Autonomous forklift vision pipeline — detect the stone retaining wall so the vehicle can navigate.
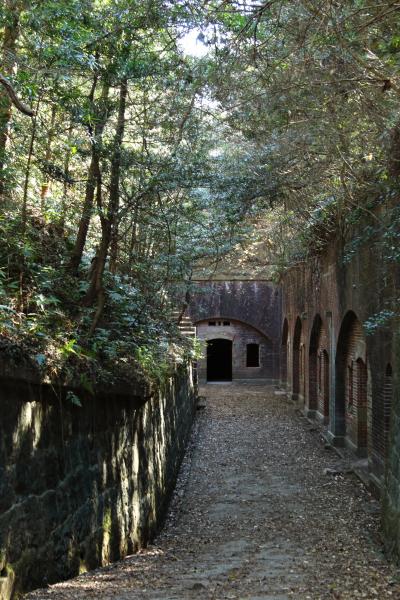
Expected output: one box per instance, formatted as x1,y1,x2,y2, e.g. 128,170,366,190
0,364,196,598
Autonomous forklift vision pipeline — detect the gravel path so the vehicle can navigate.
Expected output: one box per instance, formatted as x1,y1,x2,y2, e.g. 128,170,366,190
26,383,400,600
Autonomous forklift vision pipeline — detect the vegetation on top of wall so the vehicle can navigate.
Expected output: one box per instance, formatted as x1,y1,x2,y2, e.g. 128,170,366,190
203,1,400,273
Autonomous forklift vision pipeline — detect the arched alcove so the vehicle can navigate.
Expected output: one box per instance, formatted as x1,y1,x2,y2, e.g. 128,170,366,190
293,317,302,400
281,319,288,385
373,362,393,463
309,314,322,412
335,311,367,452
321,349,330,417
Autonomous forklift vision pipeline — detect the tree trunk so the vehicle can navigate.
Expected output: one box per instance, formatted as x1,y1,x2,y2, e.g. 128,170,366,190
109,217,119,274
40,104,57,212
68,79,110,275
21,97,40,233
83,78,127,318
0,0,22,200
59,121,73,231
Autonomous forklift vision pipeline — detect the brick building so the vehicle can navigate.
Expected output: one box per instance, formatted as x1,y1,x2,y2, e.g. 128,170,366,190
188,210,400,559
280,240,393,488
188,280,281,383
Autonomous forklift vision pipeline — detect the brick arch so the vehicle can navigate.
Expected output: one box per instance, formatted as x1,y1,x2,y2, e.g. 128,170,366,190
195,317,276,381
292,317,302,400
335,310,367,451
194,316,272,342
281,318,288,385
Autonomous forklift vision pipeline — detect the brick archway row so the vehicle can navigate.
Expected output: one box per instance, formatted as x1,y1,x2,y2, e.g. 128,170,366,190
280,311,392,482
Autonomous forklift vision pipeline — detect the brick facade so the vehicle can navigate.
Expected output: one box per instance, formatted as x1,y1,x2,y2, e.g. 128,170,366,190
189,280,281,382
281,235,394,484
196,319,276,382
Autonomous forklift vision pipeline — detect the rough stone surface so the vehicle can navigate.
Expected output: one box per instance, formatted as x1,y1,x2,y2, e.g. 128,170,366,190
25,384,400,600
0,365,196,598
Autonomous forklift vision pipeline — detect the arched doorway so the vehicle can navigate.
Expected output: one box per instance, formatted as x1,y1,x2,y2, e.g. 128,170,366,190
293,317,302,400
281,319,288,385
309,315,322,412
309,315,330,418
207,339,232,381
335,311,367,452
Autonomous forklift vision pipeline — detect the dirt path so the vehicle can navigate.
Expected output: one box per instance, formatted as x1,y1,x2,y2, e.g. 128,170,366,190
27,384,400,600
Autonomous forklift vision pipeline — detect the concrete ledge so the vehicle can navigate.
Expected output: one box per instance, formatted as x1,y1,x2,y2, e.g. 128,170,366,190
324,430,346,447
315,411,329,425
303,408,317,419
345,437,368,459
368,472,383,499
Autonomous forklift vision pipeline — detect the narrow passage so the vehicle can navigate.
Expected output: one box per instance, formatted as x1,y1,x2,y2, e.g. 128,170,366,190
27,384,400,600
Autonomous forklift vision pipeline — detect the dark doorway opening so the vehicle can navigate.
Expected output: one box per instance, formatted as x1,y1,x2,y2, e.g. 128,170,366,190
207,339,232,381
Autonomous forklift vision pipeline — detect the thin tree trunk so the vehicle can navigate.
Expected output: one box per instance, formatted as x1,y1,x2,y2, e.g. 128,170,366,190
83,78,127,321
40,104,57,212
128,202,140,276
0,0,22,200
109,217,119,274
21,96,40,233
19,93,39,311
59,121,73,231
69,79,109,275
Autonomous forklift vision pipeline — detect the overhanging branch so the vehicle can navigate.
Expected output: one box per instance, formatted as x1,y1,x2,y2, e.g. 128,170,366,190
0,73,34,117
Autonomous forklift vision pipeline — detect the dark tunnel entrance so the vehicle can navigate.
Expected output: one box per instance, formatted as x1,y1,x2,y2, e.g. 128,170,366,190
207,339,233,382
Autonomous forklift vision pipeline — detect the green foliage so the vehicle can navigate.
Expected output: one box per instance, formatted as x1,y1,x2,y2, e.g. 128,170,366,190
66,390,82,407
1,0,400,385
364,310,397,335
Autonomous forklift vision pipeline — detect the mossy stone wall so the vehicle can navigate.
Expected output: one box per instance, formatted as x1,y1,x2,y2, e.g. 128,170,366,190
0,364,196,598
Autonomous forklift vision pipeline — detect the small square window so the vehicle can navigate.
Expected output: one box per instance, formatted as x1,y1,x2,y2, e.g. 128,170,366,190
223,321,231,326
208,321,216,326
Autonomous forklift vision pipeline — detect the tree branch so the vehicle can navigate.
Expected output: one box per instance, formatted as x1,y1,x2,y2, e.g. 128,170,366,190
0,73,34,116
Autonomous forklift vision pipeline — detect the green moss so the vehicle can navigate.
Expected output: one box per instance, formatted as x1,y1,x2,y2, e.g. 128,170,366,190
102,507,112,534
79,559,87,575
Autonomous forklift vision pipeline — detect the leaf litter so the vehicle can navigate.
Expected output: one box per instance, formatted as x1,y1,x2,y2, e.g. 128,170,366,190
26,383,400,600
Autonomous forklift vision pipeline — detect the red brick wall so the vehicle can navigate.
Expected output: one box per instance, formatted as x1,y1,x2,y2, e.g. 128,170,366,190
281,241,393,481
336,313,368,452
196,319,277,382
373,364,393,466
308,315,330,415
384,366,393,456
